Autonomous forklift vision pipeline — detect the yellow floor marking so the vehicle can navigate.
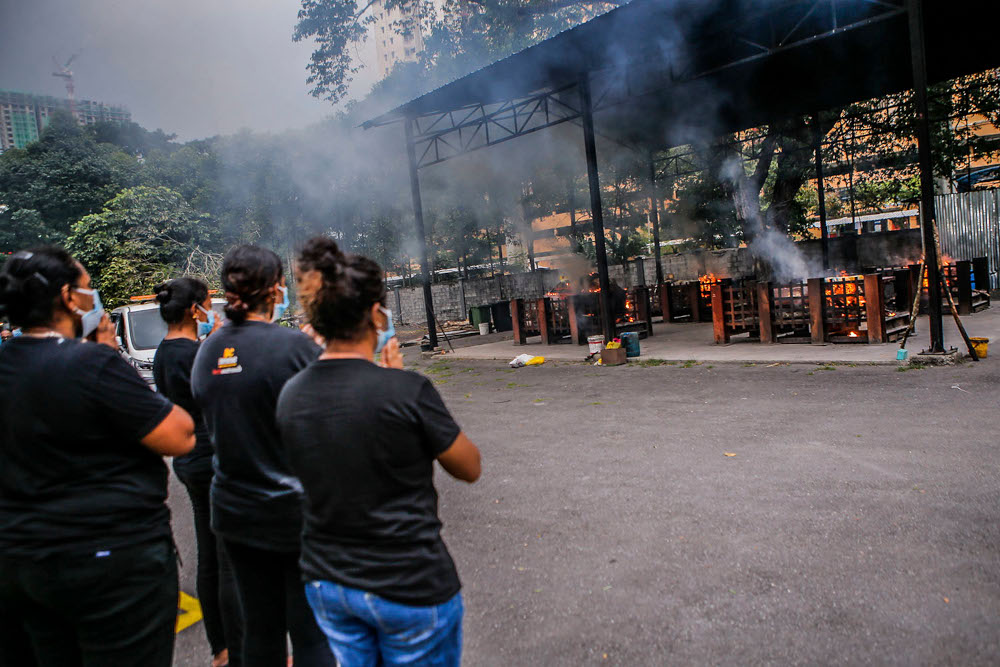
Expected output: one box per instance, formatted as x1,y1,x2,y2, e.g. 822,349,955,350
176,591,203,634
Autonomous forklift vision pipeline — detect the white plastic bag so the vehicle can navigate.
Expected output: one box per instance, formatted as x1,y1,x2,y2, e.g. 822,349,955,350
508,353,535,368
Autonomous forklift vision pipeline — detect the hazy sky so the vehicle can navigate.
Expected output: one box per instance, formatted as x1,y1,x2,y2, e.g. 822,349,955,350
0,0,379,140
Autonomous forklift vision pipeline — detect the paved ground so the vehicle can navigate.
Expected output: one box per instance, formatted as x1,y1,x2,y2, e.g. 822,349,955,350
172,348,1000,665
444,308,999,365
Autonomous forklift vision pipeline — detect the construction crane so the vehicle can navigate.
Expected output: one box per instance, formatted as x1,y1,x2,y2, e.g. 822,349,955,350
52,54,78,120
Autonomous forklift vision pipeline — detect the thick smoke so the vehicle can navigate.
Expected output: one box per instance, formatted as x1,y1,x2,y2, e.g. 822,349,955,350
720,157,819,282
142,0,823,287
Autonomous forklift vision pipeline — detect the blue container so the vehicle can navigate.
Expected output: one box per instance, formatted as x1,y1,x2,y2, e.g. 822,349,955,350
621,332,641,358
896,348,909,361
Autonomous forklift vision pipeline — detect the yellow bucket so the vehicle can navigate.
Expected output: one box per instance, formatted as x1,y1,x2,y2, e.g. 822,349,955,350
970,337,989,358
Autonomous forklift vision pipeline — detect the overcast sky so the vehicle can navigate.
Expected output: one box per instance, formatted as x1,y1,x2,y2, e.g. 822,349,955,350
0,0,378,140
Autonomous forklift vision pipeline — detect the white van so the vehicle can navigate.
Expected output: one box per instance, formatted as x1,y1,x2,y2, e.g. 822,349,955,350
109,298,227,384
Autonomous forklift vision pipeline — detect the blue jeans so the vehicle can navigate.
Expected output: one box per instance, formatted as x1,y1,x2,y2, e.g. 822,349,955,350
305,580,463,667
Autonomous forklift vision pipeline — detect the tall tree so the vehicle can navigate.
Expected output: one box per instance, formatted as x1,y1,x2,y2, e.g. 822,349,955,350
66,186,216,307
0,111,141,248
294,0,621,105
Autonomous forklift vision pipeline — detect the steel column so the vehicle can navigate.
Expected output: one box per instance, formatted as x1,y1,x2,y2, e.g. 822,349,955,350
907,0,944,352
813,114,830,271
580,77,615,344
647,158,665,286
404,119,439,349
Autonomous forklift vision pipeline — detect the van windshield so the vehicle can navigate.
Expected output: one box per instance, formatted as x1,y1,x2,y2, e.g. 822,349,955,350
127,309,168,351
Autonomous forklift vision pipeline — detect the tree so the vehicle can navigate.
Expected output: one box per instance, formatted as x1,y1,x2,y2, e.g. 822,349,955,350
294,0,621,105
66,186,216,307
90,121,179,158
0,209,57,252
660,69,1000,255
0,111,141,247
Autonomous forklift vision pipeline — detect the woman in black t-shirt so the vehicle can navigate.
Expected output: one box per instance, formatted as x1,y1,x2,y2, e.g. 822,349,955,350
0,246,195,667
190,245,333,667
153,277,242,667
277,238,481,667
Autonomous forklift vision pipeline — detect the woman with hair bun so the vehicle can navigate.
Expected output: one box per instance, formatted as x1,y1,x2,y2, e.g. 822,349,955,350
153,277,240,667
191,245,333,667
277,237,481,667
0,246,195,666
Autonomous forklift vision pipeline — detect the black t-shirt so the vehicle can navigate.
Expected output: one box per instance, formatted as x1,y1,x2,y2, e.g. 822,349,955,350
0,337,174,558
153,337,212,479
277,359,463,606
191,321,320,552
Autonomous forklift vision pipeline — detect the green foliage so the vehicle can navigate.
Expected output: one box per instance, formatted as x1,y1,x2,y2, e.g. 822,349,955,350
295,0,620,104
668,175,743,248
89,121,179,158
95,256,172,309
0,111,141,246
853,176,921,212
0,209,57,251
66,186,214,307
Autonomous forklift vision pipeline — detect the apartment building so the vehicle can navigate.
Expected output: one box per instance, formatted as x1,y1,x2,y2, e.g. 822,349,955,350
0,90,131,153
373,0,424,79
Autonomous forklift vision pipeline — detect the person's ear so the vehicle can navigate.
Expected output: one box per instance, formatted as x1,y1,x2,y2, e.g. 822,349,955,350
60,284,76,313
371,302,383,329
190,303,200,322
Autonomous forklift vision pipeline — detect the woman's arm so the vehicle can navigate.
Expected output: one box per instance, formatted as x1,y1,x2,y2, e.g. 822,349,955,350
437,432,481,483
141,405,196,457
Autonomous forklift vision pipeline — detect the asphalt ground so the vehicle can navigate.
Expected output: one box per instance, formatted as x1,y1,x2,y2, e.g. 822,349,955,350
171,354,1000,665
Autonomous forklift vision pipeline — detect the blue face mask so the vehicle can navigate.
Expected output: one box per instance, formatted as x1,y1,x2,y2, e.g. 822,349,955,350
11,329,21,337
196,305,216,338
375,307,395,354
73,288,104,338
272,286,289,323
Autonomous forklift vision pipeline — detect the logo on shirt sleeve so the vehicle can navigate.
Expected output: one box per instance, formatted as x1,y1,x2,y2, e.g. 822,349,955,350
212,347,242,375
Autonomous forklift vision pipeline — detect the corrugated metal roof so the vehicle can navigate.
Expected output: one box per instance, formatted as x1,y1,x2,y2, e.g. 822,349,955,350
365,0,1000,150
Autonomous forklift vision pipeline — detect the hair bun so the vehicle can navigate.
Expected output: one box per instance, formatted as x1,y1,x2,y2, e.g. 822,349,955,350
153,282,171,304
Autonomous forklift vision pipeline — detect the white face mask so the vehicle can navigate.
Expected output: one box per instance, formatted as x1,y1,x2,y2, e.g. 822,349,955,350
272,286,289,323
73,288,104,338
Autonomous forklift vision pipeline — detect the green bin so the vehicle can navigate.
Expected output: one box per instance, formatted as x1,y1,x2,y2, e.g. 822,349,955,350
469,305,492,327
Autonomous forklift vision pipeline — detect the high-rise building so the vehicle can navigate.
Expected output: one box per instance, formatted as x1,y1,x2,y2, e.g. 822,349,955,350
0,90,132,153
373,0,424,79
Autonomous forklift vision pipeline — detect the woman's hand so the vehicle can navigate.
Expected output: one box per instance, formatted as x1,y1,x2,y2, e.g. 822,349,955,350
379,338,403,369
93,313,118,350
301,323,325,347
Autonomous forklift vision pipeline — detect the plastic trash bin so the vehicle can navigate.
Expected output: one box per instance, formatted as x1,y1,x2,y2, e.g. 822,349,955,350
491,302,513,332
468,305,492,328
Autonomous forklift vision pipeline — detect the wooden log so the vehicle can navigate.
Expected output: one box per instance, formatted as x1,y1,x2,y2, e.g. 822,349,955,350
711,284,727,344
536,298,552,344
908,263,925,315
568,296,582,345
634,286,653,336
659,282,673,322
956,260,973,315
756,282,775,343
688,282,702,323
510,299,526,345
863,274,885,343
807,278,825,344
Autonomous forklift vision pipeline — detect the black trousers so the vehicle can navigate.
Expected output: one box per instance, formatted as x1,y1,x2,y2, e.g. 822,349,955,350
177,465,244,665
0,538,178,667
222,539,335,667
